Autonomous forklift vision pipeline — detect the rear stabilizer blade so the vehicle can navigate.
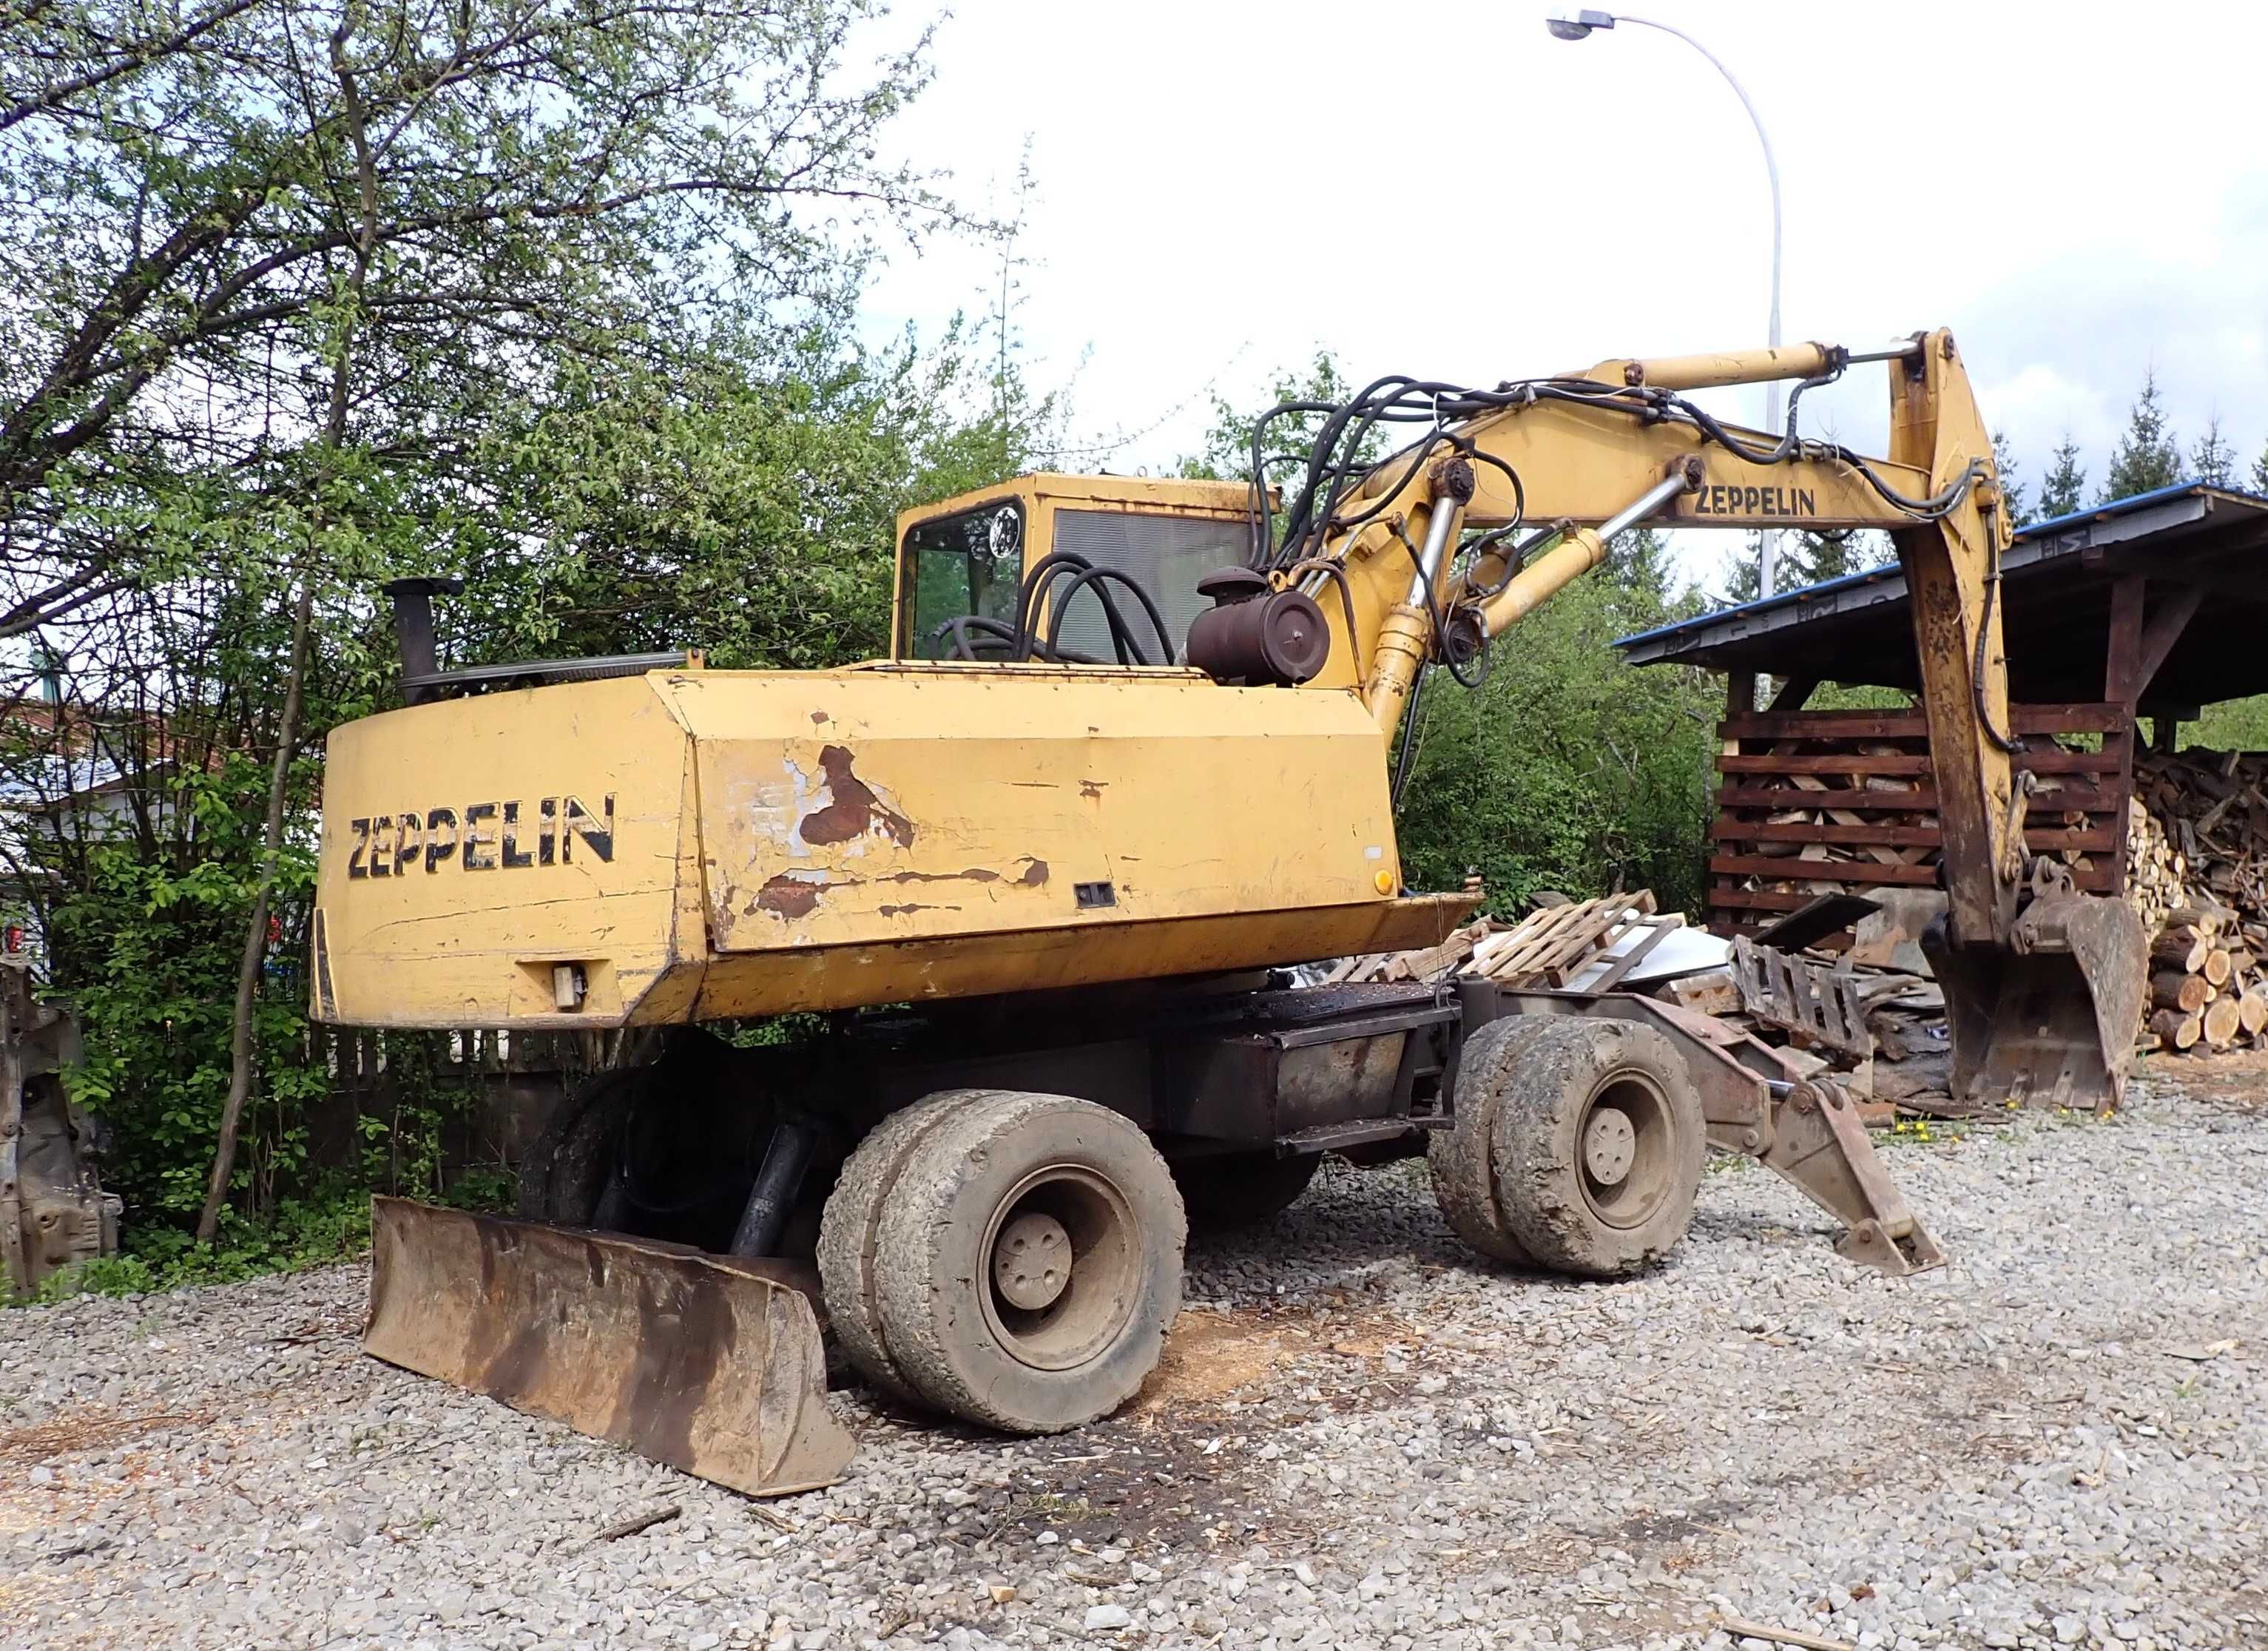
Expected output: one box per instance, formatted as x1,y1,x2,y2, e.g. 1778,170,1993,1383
364,1198,854,1497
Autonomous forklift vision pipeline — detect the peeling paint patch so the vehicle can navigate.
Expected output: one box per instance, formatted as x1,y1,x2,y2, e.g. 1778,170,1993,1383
878,902,960,916
880,867,1001,885
797,746,915,848
755,872,827,919
1079,779,1107,800
810,709,830,725
1017,858,1050,887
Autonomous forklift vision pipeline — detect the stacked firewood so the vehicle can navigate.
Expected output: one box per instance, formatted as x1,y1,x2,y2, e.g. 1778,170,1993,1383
2123,798,2187,935
2136,749,2268,913
2128,750,2268,1055
2145,907,2268,1053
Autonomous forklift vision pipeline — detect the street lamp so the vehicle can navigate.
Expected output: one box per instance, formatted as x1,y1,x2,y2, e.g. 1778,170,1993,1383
1547,9,1785,601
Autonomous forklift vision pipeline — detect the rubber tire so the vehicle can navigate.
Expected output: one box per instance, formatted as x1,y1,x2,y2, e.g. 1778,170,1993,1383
515,1067,644,1225
815,1090,994,1408
1172,1150,1320,1232
1427,1016,1588,1264
871,1090,1185,1434
1489,1017,1706,1278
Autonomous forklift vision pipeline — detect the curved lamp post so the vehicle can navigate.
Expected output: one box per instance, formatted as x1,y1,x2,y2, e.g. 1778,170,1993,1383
1548,10,1785,600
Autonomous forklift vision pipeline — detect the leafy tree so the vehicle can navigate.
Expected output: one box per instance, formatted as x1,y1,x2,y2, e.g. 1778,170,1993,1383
1177,352,1385,487
458,328,1043,672
0,0,1002,1238
2100,372,2181,502
1606,527,1672,598
2253,436,2268,498
1395,573,1718,914
2038,436,2088,520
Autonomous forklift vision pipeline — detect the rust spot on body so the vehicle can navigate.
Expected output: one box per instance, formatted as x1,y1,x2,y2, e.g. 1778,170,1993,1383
798,746,914,848
1079,779,1107,800
756,874,826,919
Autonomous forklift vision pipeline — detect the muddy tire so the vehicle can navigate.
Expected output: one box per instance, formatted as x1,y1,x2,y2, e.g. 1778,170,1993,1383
871,1090,1185,1434
1428,1016,1586,1264
1172,1150,1320,1232
515,1067,644,1226
1489,1017,1705,1278
814,1090,992,1408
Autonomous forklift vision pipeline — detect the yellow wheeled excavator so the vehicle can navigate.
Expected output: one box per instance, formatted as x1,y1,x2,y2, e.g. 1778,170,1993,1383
318,328,2147,1496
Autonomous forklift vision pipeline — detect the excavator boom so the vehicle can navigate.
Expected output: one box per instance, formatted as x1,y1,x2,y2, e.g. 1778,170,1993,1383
1251,330,2144,1112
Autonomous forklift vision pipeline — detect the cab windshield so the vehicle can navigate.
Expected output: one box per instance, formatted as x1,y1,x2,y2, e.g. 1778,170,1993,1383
898,501,1024,659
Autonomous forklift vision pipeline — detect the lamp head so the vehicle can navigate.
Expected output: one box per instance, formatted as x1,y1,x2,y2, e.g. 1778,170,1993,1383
1546,10,1616,40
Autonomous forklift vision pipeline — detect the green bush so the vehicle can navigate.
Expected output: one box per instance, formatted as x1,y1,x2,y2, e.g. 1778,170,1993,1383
1394,567,1721,915
35,1192,373,1302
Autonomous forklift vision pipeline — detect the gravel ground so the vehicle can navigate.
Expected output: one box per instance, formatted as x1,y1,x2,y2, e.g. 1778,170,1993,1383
7,1062,2268,1651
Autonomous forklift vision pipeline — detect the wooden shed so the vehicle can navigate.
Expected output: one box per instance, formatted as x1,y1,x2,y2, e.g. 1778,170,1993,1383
1613,484,2268,935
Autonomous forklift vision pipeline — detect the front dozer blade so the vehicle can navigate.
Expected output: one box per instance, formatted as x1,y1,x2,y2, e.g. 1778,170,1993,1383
1925,888,2150,1115
364,1198,855,1497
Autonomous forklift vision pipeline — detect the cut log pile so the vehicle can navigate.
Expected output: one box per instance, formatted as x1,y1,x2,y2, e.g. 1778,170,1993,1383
2128,749,2268,1055
2122,752,2268,1052
2141,908,2267,1053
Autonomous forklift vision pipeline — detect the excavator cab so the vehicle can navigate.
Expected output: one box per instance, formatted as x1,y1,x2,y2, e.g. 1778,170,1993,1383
891,475,1256,665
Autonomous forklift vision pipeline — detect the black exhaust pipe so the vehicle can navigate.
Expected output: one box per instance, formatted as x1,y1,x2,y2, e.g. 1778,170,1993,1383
380,577,464,706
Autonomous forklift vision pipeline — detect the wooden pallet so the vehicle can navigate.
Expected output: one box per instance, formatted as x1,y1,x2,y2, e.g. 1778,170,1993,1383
1467,892,1676,989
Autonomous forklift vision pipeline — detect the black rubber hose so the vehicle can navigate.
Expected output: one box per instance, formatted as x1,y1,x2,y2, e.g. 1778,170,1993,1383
1391,661,1431,806
1009,552,1099,659
1044,566,1174,666
1974,537,2022,754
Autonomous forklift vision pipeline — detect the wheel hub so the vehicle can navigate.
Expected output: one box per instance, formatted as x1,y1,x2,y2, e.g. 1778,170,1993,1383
991,1210,1072,1310
1582,1106,1637,1186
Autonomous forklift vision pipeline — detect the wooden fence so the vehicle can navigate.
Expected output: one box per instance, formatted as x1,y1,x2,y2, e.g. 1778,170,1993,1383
1707,701,2134,935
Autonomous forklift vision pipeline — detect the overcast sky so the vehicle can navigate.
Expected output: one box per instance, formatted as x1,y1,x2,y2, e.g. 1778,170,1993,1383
860,0,2268,591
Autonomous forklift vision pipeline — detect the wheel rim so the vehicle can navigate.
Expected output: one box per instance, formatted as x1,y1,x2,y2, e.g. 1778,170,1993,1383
1579,1070,1677,1230
978,1164,1141,1371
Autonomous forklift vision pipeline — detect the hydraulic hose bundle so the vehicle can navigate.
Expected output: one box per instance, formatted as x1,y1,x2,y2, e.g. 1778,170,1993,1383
933,550,1175,666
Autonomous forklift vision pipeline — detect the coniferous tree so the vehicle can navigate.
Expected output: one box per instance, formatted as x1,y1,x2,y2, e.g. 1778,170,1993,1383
1991,430,2031,527
2191,416,2236,487
2250,436,2268,497
2100,373,2181,502
2038,436,2088,519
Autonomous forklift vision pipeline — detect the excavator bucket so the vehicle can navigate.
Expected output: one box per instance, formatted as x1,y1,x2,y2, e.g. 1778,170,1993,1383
363,1198,855,1496
1925,886,2151,1116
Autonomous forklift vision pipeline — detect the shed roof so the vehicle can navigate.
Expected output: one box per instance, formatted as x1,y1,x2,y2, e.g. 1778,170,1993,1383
1614,484,2268,712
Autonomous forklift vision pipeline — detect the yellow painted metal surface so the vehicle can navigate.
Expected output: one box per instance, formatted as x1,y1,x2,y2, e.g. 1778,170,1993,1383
313,675,699,1028
312,664,1442,1030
